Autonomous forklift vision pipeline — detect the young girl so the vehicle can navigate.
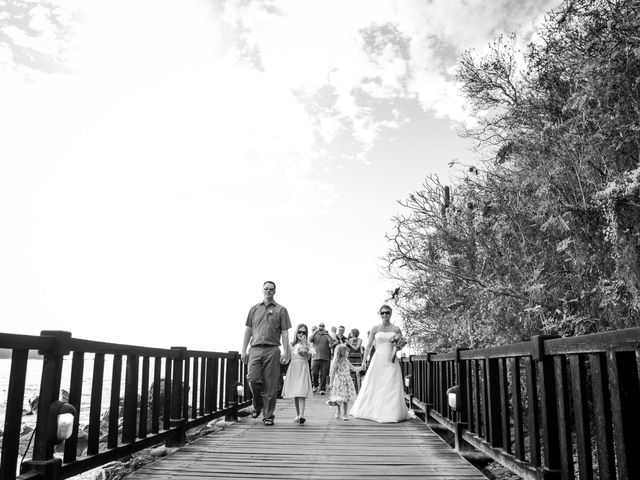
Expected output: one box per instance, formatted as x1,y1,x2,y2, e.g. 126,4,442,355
326,343,358,420
282,323,313,424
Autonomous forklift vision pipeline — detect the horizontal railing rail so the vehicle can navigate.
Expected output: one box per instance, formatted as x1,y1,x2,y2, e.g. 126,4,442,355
400,327,640,480
0,331,252,480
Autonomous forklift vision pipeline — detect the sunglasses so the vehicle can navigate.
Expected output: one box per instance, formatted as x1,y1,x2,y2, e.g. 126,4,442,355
380,311,391,315
297,331,307,335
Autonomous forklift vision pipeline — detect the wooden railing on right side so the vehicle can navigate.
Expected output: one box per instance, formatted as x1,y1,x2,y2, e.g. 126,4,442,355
400,327,640,480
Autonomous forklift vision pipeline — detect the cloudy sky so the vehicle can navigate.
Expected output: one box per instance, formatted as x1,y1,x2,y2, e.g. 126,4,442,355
0,0,560,352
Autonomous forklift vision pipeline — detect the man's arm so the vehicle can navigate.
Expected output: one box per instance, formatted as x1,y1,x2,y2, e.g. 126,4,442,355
280,329,290,364
241,327,252,364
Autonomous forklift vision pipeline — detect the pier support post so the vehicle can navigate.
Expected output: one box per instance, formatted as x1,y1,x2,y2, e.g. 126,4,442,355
166,347,187,448
225,351,240,421
20,331,71,480
532,335,561,480
454,421,473,453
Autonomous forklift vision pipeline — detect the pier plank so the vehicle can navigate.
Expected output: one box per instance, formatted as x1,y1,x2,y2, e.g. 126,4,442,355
127,394,485,479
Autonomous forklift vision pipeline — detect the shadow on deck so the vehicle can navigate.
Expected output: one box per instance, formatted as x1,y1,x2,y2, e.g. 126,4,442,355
126,394,485,480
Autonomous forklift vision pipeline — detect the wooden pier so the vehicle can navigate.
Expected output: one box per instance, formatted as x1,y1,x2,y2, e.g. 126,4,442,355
3,328,640,480
127,394,485,479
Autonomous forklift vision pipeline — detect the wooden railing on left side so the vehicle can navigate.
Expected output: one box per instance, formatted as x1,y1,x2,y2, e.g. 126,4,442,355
0,331,252,480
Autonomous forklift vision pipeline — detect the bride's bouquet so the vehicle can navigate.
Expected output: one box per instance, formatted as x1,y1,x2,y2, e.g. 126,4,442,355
390,333,407,363
390,333,407,349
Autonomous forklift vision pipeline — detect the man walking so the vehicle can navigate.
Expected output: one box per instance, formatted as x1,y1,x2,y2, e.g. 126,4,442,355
309,322,332,394
241,281,291,425
329,325,347,358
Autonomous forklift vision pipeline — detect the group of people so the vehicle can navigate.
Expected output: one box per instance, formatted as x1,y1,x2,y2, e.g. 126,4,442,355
306,322,363,396
241,281,411,426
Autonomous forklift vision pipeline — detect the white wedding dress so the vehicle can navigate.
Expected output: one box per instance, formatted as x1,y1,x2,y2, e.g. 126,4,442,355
349,331,411,423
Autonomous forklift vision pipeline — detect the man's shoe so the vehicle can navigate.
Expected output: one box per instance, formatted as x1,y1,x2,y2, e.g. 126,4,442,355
251,408,262,419
319,390,325,395
312,386,317,392
262,416,275,426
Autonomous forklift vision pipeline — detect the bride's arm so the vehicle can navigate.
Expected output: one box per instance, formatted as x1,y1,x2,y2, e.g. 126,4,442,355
362,328,377,368
389,345,398,362
389,326,403,362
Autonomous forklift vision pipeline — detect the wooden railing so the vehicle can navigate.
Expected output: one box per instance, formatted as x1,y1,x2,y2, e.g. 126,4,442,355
400,327,640,480
0,331,251,480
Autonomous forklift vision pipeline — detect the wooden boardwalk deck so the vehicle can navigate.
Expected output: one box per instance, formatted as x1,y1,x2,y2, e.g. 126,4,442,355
127,395,485,480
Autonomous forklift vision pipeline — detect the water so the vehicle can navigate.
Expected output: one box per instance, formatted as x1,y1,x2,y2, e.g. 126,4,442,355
0,355,140,432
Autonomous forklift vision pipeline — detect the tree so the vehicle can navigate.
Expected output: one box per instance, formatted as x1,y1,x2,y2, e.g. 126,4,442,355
386,0,640,352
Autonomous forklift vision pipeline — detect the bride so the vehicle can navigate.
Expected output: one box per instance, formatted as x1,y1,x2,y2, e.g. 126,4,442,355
349,304,411,423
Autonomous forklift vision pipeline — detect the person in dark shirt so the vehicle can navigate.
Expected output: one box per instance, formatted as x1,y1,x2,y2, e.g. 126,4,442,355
309,322,332,394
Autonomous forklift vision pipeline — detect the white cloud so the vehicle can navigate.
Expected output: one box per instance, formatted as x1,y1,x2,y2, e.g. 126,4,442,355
217,0,562,157
0,0,563,348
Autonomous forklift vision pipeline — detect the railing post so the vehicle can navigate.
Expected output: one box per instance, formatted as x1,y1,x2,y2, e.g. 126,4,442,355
1,349,28,480
122,354,139,444
532,335,561,480
425,352,434,420
608,350,640,478
20,331,71,480
406,356,414,410
225,351,239,421
242,359,252,404
453,348,472,453
166,347,187,448
486,357,503,448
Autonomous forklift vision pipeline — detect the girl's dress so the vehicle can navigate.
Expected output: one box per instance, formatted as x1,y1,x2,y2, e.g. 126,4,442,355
327,358,357,404
349,331,410,423
282,343,313,398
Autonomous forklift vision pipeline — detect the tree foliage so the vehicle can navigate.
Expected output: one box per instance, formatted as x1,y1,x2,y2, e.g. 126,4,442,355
385,0,640,352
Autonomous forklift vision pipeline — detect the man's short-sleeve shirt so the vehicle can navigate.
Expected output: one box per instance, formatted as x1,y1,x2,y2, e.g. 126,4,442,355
246,300,291,347
310,332,332,361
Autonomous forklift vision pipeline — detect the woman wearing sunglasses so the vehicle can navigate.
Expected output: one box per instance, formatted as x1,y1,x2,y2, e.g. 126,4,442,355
349,305,411,423
281,323,314,424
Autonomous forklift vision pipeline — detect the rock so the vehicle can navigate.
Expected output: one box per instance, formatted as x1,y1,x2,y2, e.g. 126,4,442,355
149,446,168,457
28,395,39,413
97,461,128,480
27,389,69,415
97,448,172,480
18,429,36,456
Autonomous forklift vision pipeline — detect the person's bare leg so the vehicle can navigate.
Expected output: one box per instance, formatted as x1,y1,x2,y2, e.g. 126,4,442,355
298,398,306,424
342,401,349,420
